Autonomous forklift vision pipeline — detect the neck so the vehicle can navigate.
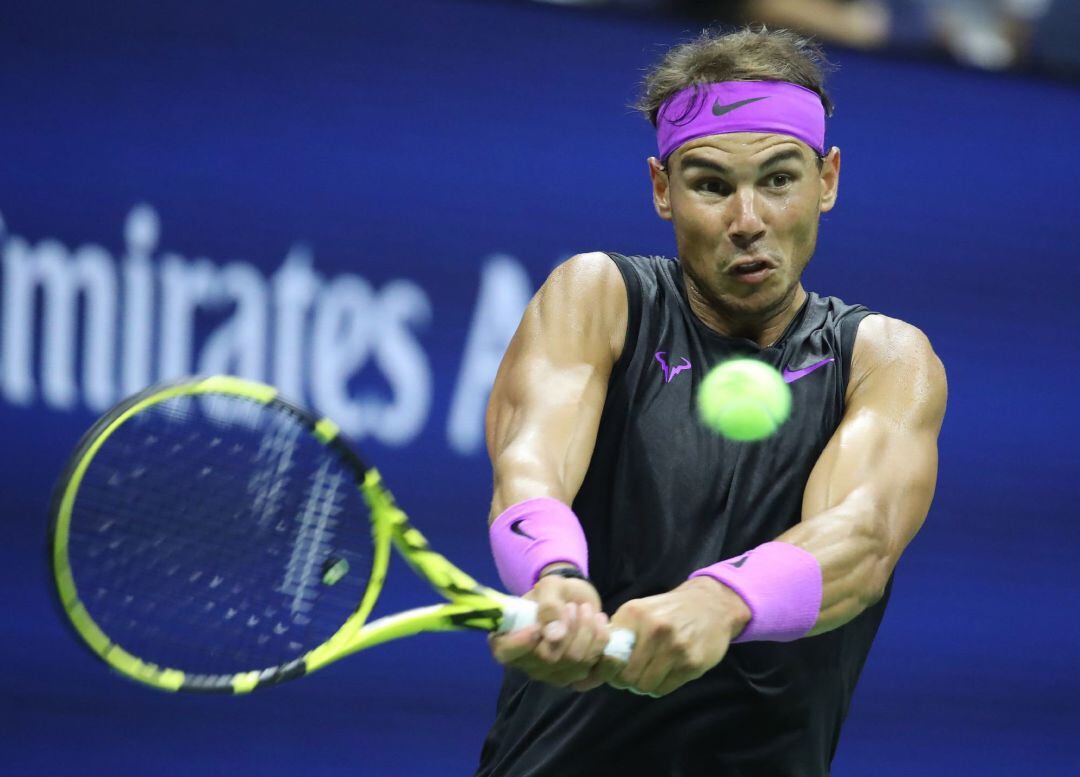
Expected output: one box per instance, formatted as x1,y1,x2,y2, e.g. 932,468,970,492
684,274,807,348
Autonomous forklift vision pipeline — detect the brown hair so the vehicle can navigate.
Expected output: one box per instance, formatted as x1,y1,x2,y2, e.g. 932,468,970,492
636,27,835,127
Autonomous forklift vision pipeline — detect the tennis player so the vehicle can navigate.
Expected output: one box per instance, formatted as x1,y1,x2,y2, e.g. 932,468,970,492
477,28,947,776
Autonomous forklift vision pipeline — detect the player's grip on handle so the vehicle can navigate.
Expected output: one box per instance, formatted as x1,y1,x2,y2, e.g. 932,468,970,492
498,597,635,663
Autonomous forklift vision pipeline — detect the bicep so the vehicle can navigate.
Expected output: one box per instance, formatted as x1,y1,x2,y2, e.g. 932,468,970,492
485,253,627,515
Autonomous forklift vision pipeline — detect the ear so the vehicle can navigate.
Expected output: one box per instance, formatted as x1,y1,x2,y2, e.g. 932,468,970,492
648,157,673,221
819,147,841,213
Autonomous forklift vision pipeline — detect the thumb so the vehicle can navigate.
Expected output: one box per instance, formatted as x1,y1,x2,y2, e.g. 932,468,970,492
570,652,624,692
531,578,575,624
489,624,542,664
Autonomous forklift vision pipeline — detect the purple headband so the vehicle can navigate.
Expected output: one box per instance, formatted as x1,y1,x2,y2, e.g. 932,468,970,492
656,81,826,161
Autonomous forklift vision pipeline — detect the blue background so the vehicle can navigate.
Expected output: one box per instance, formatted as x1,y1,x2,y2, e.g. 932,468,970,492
2,1,1079,774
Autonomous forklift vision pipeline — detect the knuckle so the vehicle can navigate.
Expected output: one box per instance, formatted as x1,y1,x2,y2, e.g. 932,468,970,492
568,579,599,600
650,619,674,639
532,642,556,663
564,645,588,664
682,643,710,670
538,652,565,668
536,601,562,621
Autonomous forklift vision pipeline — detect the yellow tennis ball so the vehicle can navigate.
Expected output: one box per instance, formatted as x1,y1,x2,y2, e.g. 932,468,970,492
697,359,792,441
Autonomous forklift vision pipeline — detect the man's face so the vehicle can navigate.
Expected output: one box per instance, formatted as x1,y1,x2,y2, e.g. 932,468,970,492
649,132,840,321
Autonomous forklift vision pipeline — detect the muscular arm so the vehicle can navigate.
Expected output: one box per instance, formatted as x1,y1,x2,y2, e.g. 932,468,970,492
779,314,947,634
486,252,626,518
600,314,946,697
484,252,629,686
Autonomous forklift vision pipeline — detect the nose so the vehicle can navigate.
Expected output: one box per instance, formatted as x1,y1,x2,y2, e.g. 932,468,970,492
727,187,766,250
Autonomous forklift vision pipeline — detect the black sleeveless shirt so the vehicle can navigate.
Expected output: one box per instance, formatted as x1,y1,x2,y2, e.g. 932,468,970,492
477,254,889,777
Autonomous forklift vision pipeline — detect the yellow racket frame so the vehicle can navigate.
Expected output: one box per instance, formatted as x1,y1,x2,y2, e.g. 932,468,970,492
50,375,523,694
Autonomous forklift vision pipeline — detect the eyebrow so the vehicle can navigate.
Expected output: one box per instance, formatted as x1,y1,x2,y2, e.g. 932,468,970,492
679,148,806,175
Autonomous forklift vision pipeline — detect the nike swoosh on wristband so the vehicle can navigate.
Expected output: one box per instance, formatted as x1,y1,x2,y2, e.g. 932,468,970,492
510,519,536,541
712,96,769,116
782,357,835,383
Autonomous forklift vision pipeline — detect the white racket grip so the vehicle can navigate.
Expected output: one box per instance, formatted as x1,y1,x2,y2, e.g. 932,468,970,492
498,597,539,634
603,628,635,663
498,597,635,662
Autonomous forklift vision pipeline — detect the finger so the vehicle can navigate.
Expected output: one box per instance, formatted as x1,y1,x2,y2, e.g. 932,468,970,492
612,630,670,694
632,651,673,697
489,624,542,664
571,653,621,691
591,647,631,689
532,578,575,624
535,602,577,664
542,603,608,686
562,602,602,663
570,668,606,693
652,667,702,698
612,629,652,690
567,612,614,691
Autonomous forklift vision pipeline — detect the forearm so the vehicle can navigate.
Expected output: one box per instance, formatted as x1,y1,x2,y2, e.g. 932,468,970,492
487,369,608,519
777,490,893,635
490,445,569,520
780,317,944,636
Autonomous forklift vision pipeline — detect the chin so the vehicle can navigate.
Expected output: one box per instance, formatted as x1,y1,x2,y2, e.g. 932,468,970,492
720,280,795,316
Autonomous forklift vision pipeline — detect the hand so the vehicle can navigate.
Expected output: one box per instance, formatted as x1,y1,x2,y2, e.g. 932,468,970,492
572,577,751,697
488,571,611,687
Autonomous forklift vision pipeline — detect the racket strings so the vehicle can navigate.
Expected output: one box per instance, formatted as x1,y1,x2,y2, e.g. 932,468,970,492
65,394,373,676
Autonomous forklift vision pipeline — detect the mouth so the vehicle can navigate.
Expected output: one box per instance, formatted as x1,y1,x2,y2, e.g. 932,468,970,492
727,257,777,285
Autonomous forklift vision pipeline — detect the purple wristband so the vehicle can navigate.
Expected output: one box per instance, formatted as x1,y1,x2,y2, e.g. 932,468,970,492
689,542,822,643
489,498,589,596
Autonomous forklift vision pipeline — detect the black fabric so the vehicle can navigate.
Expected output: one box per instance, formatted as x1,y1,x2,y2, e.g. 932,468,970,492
477,254,887,777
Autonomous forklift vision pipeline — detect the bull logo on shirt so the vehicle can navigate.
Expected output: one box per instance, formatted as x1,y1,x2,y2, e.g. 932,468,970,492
655,351,691,384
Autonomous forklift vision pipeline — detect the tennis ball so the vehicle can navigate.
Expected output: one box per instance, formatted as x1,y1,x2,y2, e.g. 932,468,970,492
697,359,792,441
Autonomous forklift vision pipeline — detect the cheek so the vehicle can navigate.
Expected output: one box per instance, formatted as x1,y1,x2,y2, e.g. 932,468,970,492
671,197,717,241
775,197,818,245
788,213,819,266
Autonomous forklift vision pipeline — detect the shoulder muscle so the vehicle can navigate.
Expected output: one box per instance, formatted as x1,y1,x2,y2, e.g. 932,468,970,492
848,314,947,430
532,252,627,364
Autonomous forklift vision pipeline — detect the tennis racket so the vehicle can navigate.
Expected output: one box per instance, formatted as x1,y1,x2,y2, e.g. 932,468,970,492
48,375,634,694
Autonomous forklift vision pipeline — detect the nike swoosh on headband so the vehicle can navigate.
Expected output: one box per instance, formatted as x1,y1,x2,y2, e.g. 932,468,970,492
782,357,835,383
712,96,769,116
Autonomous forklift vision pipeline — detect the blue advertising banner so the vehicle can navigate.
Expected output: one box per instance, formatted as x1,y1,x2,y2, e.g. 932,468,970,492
2,1,1078,774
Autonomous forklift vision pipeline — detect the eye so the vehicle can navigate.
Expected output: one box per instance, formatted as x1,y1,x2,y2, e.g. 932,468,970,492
698,179,731,196
766,173,794,189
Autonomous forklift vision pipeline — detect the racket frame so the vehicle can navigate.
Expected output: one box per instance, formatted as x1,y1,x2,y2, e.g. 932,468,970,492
49,375,521,694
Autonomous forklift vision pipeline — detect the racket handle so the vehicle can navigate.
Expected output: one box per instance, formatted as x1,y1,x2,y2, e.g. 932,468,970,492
499,597,635,662
603,628,635,663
